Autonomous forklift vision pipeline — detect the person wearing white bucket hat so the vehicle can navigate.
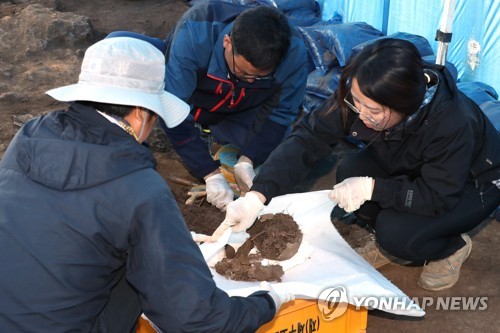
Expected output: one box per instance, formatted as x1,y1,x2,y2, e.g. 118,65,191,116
46,36,189,130
0,37,293,332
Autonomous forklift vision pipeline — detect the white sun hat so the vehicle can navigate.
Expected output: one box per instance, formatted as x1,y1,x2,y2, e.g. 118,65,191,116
46,36,189,128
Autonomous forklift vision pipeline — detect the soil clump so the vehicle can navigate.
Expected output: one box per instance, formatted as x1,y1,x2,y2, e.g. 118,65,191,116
214,213,303,282
215,237,285,282
167,182,225,236
249,213,303,261
168,183,304,282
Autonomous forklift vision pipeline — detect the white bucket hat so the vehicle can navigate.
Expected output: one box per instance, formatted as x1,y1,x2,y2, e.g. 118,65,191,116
46,37,189,128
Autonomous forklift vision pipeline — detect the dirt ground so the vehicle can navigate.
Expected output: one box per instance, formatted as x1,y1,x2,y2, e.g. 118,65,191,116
0,1,498,332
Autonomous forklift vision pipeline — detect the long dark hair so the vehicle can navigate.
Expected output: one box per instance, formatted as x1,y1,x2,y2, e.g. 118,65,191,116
335,38,427,129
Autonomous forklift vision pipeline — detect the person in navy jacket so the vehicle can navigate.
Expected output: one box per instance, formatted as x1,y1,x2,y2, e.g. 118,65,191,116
162,1,307,210
0,36,293,332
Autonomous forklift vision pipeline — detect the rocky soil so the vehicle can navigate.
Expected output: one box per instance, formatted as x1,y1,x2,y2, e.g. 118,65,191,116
0,0,189,154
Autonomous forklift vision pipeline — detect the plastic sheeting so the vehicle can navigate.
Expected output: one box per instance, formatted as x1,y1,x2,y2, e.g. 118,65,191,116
457,81,498,105
299,21,384,68
480,101,500,131
306,67,342,99
351,31,435,59
317,0,500,93
202,190,425,317
256,0,317,11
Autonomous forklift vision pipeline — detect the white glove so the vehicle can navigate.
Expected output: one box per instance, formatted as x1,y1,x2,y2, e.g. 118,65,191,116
224,191,264,232
205,173,234,210
234,161,256,193
196,191,264,243
260,281,295,314
328,176,374,212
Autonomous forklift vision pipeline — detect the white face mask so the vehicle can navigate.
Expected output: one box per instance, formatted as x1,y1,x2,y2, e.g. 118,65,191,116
137,111,150,143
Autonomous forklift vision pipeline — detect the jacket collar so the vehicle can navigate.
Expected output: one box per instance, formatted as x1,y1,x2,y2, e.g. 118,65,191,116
14,103,156,191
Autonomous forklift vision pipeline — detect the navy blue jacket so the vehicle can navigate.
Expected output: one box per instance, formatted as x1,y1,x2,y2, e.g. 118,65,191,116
164,1,308,178
0,103,274,332
252,64,500,215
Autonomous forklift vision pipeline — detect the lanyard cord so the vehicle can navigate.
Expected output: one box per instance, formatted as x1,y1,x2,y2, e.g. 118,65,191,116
96,109,139,141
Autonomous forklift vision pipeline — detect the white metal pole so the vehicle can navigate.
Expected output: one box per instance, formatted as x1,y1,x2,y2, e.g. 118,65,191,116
436,0,457,65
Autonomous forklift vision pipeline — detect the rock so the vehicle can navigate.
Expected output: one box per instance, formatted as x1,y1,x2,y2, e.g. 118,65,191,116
0,92,27,104
12,113,35,127
0,4,93,61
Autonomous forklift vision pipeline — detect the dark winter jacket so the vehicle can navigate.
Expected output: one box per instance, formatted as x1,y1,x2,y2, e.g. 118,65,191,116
252,64,500,216
164,0,308,178
0,103,274,332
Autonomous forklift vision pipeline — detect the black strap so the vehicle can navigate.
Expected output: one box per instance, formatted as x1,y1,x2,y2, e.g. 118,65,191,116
435,30,453,43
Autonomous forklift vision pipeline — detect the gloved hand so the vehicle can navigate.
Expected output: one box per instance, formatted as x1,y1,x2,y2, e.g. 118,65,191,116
328,176,374,212
234,161,256,193
205,173,234,210
196,191,265,243
224,191,265,232
260,281,295,314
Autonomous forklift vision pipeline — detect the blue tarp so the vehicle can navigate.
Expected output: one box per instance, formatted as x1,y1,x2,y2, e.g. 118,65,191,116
317,0,500,94
187,0,499,129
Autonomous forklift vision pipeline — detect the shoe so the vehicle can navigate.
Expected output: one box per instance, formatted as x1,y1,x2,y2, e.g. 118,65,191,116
356,235,412,269
418,234,472,291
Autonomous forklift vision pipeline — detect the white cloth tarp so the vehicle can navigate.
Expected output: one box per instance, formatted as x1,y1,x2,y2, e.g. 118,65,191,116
200,190,425,317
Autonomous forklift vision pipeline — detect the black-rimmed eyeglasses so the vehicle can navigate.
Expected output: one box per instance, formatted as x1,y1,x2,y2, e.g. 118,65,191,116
343,92,389,127
231,45,276,81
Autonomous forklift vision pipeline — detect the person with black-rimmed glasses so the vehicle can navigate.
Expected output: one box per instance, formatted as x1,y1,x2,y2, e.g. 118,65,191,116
159,1,307,210
207,38,500,292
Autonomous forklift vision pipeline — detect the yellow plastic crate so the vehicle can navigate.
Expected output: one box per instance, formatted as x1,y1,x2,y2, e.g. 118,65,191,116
257,300,367,333
137,317,156,333
137,300,367,333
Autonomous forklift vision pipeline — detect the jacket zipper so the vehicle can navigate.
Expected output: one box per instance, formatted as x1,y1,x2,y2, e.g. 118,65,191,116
229,88,245,108
206,74,246,110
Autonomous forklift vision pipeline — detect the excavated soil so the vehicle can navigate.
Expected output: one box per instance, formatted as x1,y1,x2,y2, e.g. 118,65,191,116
214,213,302,282
248,213,303,261
168,182,304,282
163,159,364,282
215,236,285,282
172,185,302,281
169,183,302,282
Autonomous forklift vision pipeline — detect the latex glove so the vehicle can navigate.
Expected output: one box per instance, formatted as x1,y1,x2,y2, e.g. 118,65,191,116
205,173,234,210
194,192,264,243
193,219,235,243
234,161,256,193
260,281,295,314
224,191,264,232
328,176,374,212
